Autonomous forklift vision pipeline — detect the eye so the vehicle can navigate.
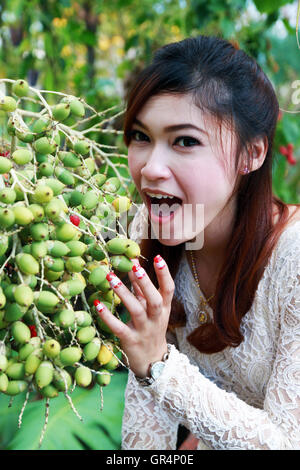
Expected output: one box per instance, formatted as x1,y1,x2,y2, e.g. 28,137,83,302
128,130,149,142
174,136,201,147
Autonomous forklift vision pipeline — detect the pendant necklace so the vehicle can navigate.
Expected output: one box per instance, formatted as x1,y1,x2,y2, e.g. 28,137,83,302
189,250,215,324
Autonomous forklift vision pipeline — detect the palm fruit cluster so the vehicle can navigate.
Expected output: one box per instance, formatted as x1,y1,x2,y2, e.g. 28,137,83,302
0,79,139,433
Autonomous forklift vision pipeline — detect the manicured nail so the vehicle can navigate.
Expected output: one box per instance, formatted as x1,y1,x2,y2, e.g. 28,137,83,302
106,272,122,288
154,254,165,269
94,299,105,313
132,263,146,279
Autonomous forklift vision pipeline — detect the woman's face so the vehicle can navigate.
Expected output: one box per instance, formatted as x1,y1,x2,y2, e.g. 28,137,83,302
127,93,239,247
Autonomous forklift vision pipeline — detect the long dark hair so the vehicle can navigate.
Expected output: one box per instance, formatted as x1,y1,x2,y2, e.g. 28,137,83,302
123,34,300,353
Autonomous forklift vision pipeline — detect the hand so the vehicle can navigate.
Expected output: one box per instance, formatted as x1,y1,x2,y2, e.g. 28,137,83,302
94,255,175,378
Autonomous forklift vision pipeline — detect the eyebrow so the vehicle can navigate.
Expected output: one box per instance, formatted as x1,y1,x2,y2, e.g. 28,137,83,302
133,118,208,135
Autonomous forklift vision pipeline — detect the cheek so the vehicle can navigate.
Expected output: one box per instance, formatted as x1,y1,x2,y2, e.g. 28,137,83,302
184,162,231,203
127,149,143,187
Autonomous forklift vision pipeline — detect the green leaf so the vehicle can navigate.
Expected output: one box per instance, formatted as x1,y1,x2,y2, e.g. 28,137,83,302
253,0,294,14
0,371,128,450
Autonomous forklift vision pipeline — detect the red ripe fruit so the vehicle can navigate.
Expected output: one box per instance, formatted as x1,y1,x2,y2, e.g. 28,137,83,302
70,215,80,226
29,325,37,337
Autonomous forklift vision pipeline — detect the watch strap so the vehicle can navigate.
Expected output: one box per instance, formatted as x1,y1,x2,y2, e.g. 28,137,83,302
135,344,171,387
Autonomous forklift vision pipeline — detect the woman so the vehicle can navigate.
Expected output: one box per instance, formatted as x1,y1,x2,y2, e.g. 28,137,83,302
96,35,300,450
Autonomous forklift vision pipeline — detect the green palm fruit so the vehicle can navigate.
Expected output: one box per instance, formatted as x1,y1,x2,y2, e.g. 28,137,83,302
76,326,96,344
32,116,51,134
12,79,29,97
0,290,6,309
88,266,108,287
31,241,48,259
46,240,70,257
81,191,98,210
36,153,48,163
83,337,101,361
44,256,64,272
102,289,121,306
53,369,72,391
35,291,59,314
87,243,106,261
0,188,17,204
102,177,121,193
111,255,133,272
0,156,13,174
57,279,85,298
0,235,8,256
69,190,83,207
33,184,54,204
74,310,92,327
91,174,106,188
124,239,141,259
43,339,61,358
112,196,131,213
22,274,38,289
11,321,31,344
14,284,33,307
30,223,49,241
43,178,65,195
44,269,64,282
95,369,111,386
4,380,27,395
22,244,32,254
40,383,59,398
3,284,15,302
33,136,57,155
18,343,35,361
97,277,111,293
44,198,63,221
12,149,32,165
0,208,15,228
24,349,42,375
0,96,17,112
35,361,54,388
69,98,85,117
76,158,95,178
57,309,75,328
55,167,75,186
106,237,129,255
0,373,8,392
105,354,119,371
15,129,35,143
13,206,34,225
16,253,39,275
4,302,27,322
38,162,54,177
0,354,8,372
28,204,44,222
52,103,70,122
0,310,9,329
65,240,87,257
6,362,25,380
58,151,81,168
75,366,92,387
65,256,85,273
60,346,82,366
56,222,80,242
74,140,90,155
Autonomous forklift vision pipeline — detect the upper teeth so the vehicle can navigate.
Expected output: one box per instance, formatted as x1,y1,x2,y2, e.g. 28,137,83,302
146,192,174,199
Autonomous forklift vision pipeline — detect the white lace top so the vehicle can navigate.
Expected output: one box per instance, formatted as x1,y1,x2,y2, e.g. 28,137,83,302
122,207,300,450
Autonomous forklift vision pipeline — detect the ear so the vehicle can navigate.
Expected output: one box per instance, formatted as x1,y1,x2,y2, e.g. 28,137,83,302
249,135,269,172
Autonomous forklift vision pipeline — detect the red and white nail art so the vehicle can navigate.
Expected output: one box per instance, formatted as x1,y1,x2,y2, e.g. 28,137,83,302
94,299,105,312
106,272,122,288
154,254,166,269
132,264,146,279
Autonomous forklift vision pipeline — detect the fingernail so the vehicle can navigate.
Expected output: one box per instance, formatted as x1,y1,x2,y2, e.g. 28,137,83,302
132,263,146,279
94,299,105,312
154,254,165,269
106,272,122,288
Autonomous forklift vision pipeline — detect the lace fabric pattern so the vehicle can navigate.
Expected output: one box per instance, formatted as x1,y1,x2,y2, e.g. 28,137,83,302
122,208,300,450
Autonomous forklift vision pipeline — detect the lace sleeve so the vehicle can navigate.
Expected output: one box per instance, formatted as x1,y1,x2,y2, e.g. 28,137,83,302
144,253,300,450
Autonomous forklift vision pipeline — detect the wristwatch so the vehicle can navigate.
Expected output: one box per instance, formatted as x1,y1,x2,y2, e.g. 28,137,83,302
135,344,171,387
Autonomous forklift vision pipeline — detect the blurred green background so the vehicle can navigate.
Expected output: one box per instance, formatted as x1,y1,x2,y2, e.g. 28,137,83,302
0,0,299,450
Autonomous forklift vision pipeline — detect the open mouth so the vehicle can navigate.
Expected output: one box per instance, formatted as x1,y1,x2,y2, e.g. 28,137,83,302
144,192,183,222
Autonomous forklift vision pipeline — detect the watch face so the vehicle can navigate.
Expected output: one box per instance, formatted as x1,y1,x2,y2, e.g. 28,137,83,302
151,361,165,380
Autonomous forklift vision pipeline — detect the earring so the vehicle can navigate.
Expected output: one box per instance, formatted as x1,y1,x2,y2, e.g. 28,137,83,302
242,166,249,174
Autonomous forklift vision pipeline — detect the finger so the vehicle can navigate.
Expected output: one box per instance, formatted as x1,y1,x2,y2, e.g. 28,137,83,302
106,272,147,330
153,255,175,307
131,263,163,318
94,300,132,341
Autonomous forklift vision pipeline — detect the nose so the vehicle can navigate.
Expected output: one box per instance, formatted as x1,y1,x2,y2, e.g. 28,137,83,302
140,146,172,182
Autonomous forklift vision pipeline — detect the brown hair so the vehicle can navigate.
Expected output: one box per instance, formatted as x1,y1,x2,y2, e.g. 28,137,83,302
123,34,300,353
